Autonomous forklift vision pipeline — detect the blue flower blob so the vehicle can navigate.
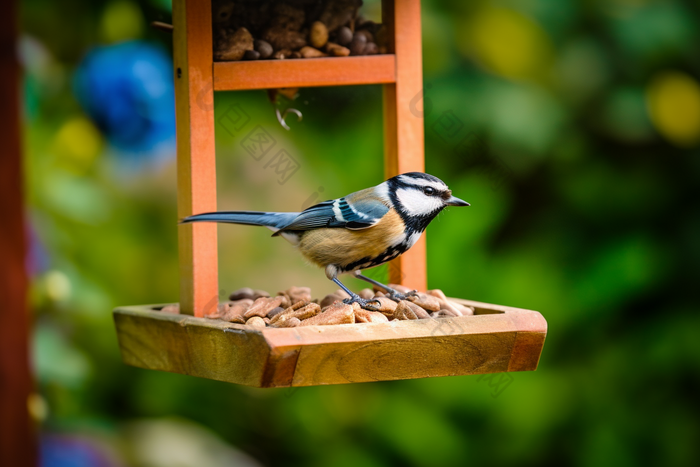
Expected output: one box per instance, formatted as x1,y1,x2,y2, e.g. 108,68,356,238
74,41,176,163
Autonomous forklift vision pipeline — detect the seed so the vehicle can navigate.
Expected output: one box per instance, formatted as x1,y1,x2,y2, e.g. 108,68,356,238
309,21,329,48
408,293,441,312
254,40,273,59
246,316,266,328
336,26,353,46
300,302,355,326
243,49,260,60
244,296,283,319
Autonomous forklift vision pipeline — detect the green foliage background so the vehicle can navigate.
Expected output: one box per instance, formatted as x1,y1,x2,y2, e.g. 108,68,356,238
22,0,700,465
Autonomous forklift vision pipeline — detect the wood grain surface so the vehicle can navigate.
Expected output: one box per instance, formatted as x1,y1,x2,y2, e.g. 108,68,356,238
213,55,396,90
114,300,546,388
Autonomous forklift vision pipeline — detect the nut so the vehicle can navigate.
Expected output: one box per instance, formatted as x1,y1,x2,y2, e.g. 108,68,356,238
254,39,273,59
373,297,398,313
389,283,413,293
215,27,254,61
267,307,285,319
229,287,255,301
450,301,475,316
407,293,441,312
349,33,367,55
310,21,329,48
300,46,327,58
355,29,374,43
300,302,355,326
245,316,266,328
355,309,390,323
270,302,321,327
363,42,378,55
335,26,353,46
407,301,432,319
272,49,292,59
263,28,307,51
326,42,350,57
358,288,375,300
432,309,458,318
394,301,418,320
319,0,362,32
252,289,270,299
275,317,301,328
285,286,312,303
244,296,283,319
320,292,345,308
243,49,260,60
368,311,389,323
426,289,448,301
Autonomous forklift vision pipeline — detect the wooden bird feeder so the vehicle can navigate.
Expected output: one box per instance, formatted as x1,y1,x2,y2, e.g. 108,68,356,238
113,0,547,388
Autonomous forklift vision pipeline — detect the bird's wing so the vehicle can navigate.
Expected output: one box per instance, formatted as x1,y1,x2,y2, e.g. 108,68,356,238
276,195,389,233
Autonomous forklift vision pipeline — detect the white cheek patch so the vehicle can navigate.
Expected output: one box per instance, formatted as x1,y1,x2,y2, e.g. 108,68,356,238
396,188,443,216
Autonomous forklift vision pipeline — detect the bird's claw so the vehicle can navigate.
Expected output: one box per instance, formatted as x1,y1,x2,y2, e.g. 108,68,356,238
386,289,418,302
343,296,381,311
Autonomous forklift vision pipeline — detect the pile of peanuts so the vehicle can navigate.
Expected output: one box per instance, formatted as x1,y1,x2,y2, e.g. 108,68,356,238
213,0,387,61
161,285,475,328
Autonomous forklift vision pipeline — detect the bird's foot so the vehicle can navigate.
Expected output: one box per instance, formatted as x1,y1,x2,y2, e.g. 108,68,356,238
385,289,419,303
343,295,381,311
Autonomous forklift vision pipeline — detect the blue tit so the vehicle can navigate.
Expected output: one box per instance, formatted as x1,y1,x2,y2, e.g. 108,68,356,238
182,172,469,308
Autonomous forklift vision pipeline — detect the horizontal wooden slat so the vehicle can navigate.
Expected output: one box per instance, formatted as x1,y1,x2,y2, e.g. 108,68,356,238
213,55,396,91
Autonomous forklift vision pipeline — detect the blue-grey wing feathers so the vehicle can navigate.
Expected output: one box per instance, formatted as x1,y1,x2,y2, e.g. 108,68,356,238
274,196,389,234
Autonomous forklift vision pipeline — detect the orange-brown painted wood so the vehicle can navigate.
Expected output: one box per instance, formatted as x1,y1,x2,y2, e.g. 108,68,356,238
382,0,427,290
213,55,397,91
174,0,219,316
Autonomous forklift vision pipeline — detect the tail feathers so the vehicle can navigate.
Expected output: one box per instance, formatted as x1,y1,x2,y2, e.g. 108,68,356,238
181,211,298,231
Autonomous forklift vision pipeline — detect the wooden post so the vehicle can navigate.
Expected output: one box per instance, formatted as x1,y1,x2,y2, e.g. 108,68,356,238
173,0,219,316
0,0,38,463
383,0,426,291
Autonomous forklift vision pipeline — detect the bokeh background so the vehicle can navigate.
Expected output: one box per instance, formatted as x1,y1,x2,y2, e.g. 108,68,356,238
21,0,700,465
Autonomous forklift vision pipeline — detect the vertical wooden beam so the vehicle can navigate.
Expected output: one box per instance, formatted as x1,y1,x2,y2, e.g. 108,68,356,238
0,0,38,464
173,0,218,316
383,0,426,290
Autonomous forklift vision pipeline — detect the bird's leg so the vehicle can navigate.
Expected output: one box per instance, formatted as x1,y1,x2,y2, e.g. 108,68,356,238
331,277,380,310
353,271,419,302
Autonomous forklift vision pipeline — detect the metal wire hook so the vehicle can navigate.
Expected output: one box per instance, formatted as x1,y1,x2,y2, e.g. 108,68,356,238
275,107,303,131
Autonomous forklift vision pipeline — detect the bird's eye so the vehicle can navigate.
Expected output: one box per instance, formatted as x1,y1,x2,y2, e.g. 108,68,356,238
423,187,436,195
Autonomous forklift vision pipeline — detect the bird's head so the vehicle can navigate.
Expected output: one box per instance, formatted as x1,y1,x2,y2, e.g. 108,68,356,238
383,172,469,224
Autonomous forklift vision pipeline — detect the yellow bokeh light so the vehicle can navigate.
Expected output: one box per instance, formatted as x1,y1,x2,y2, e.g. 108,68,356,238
459,7,553,81
646,71,700,147
100,0,145,44
53,117,103,173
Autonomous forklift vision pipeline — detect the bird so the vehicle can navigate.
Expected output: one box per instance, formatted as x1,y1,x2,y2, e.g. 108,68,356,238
181,172,469,308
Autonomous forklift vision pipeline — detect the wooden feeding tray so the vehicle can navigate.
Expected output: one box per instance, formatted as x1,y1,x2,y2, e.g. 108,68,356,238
113,0,547,386
114,299,546,387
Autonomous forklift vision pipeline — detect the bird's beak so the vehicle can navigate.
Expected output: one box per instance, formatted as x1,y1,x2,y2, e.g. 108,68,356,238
446,196,470,207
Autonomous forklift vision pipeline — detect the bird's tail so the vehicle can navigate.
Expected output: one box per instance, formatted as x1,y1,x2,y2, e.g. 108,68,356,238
180,211,298,232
